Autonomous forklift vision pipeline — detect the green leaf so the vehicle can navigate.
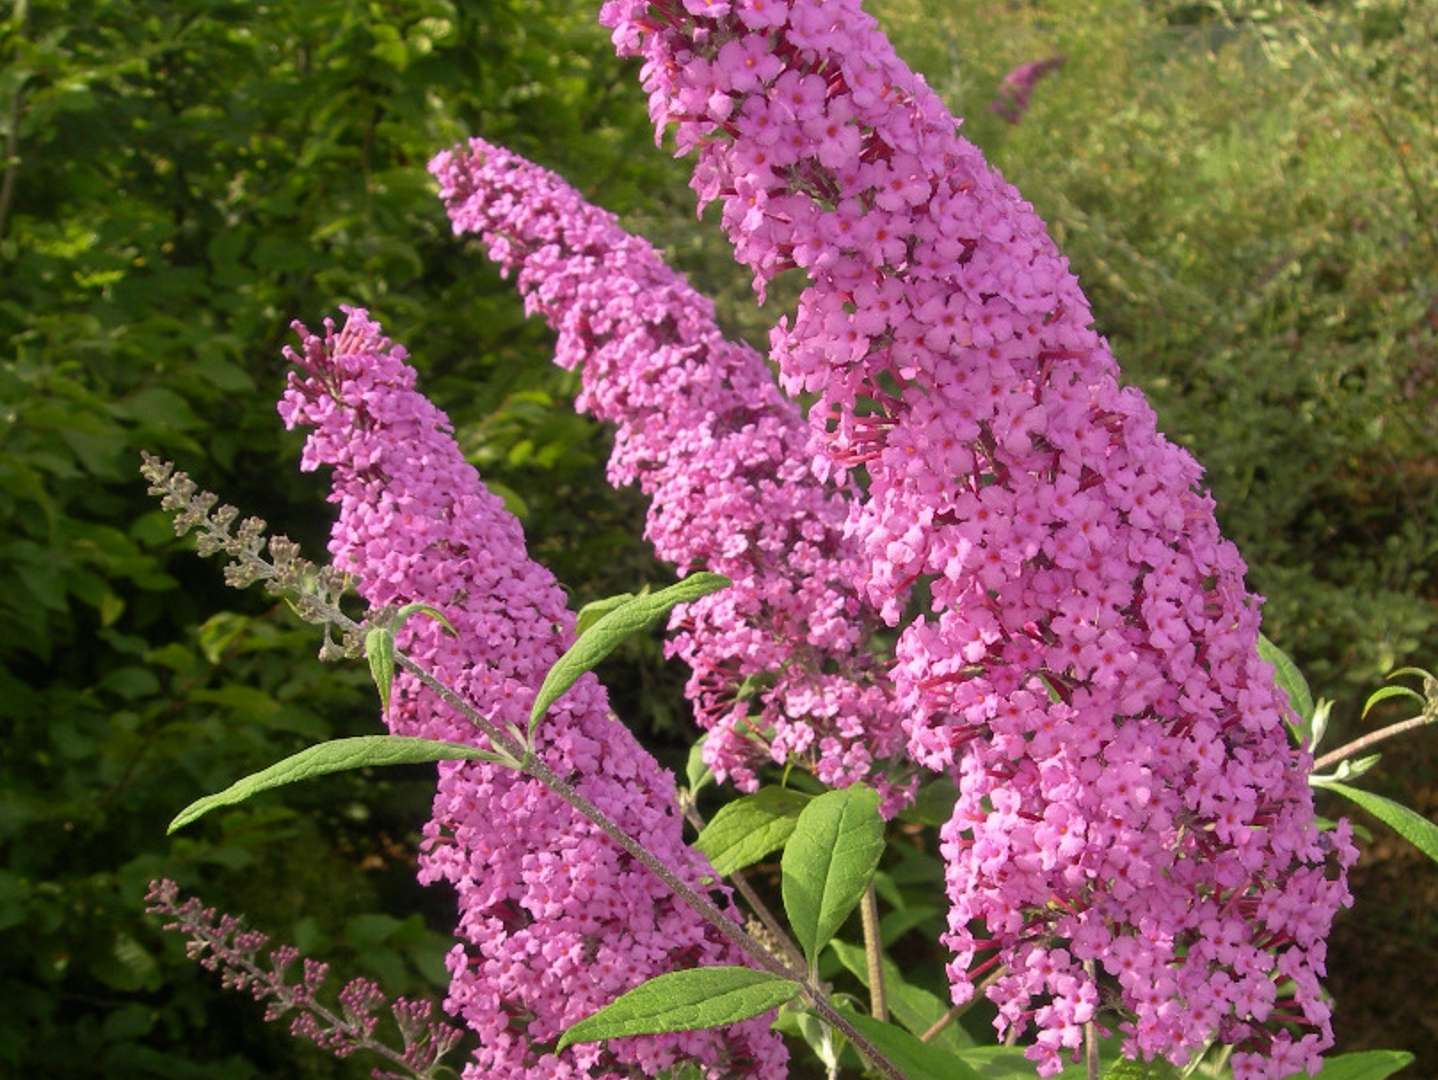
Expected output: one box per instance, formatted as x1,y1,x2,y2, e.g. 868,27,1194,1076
696,787,811,877
1102,1058,1180,1079
1310,1050,1416,1080
168,736,492,833
959,1045,1116,1080
838,1008,980,1080
1361,683,1424,719
395,602,458,638
1310,698,1334,752
98,666,161,701
1317,781,1438,864
365,626,396,713
782,785,885,964
555,966,798,1050
828,939,972,1052
879,905,941,948
684,735,713,796
91,931,160,993
1385,667,1434,683
1258,632,1314,739
576,592,635,635
898,777,958,827
791,1010,844,1071
530,572,730,734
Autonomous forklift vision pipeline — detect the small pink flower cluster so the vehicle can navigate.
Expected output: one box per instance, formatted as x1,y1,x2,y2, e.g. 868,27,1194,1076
278,309,786,1078
430,138,907,803
598,1,1355,1075
990,57,1065,125
145,878,464,1078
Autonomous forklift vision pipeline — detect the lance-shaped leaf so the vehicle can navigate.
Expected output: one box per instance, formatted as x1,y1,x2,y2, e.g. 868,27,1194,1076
365,626,396,712
1316,781,1438,865
684,735,714,797
838,1008,980,1080
1361,683,1424,719
529,572,730,735
576,591,636,635
395,602,458,637
695,787,811,876
1100,1059,1182,1079
1310,1050,1415,1080
1258,633,1314,742
782,785,885,964
168,735,494,833
828,939,971,1053
961,1044,1128,1079
555,966,798,1050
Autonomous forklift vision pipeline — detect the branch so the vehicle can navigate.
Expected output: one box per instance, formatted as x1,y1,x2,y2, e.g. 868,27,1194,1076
1313,715,1433,771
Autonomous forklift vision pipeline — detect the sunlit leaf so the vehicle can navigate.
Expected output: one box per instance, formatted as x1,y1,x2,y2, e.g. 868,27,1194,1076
696,787,811,876
782,785,885,964
556,966,798,1049
530,573,730,734
168,736,492,833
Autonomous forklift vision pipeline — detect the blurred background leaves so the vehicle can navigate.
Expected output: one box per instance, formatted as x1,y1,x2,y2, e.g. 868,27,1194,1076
1,0,1433,1074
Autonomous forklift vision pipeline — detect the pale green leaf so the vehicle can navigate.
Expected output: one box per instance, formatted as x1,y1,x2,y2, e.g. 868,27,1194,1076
782,785,885,963
530,573,730,734
696,787,810,876
1361,683,1423,719
1318,781,1438,864
792,1010,843,1071
168,736,491,833
684,736,713,796
365,626,395,713
1385,667,1433,683
556,966,798,1050
395,602,457,638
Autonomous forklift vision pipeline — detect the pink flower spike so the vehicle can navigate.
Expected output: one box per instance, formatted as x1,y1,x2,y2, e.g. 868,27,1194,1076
431,138,912,806
599,1,1355,1072
279,308,787,1079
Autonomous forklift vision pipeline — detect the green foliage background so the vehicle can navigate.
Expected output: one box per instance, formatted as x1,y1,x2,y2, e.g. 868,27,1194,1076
1,0,1432,1075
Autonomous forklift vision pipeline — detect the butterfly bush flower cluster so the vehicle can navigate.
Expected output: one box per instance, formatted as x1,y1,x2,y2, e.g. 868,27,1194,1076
278,309,786,1079
430,138,907,804
990,57,1065,125
598,1,1355,1075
